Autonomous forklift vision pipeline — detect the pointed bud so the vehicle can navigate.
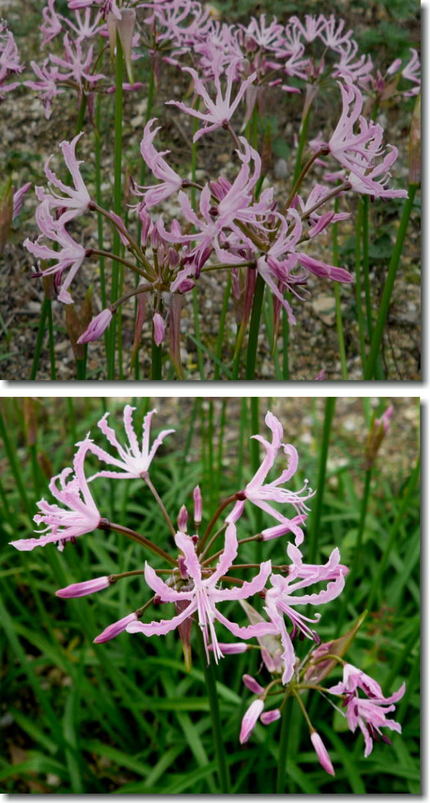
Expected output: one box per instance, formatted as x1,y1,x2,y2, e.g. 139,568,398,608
177,505,188,532
78,308,113,344
364,405,394,469
56,576,110,598
153,312,165,346
242,674,265,695
210,642,248,654
193,485,202,525
240,699,264,744
310,732,335,776
260,709,281,725
94,612,137,643
12,182,31,219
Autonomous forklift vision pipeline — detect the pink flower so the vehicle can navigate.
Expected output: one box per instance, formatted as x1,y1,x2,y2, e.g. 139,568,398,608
0,21,23,92
25,59,64,119
10,442,101,552
401,49,420,95
24,202,87,304
260,709,281,725
137,119,183,208
85,405,175,480
326,81,407,199
41,0,63,45
227,411,314,543
166,62,257,141
328,664,405,757
239,699,264,744
35,133,91,224
56,575,110,598
243,674,265,695
77,308,113,343
127,524,274,662
50,34,105,88
310,732,335,775
265,543,347,684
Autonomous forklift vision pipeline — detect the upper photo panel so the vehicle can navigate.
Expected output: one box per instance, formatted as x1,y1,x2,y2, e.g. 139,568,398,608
0,0,420,381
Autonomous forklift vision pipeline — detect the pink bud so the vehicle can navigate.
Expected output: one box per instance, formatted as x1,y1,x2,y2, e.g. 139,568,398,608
56,576,110,598
209,642,248,654
193,486,202,525
375,405,393,434
153,312,165,346
77,309,113,344
177,505,188,532
260,709,281,725
12,182,31,220
242,674,265,695
93,612,137,643
310,732,335,776
240,699,264,744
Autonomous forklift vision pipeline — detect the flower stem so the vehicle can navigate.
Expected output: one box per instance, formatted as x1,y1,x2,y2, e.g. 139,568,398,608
197,494,239,554
100,519,176,565
46,298,57,380
30,298,49,380
107,34,124,380
354,201,367,374
276,695,292,793
332,198,348,380
245,273,265,379
308,398,336,564
143,474,176,537
337,467,372,634
293,106,311,184
197,631,230,793
364,183,419,380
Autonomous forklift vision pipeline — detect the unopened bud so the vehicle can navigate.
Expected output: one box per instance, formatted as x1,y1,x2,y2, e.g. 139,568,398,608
56,576,110,598
242,674,265,695
193,485,202,525
94,612,137,643
364,405,393,469
177,505,188,532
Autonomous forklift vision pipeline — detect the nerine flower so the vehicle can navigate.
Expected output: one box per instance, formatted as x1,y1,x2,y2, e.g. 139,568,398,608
85,405,175,480
326,81,407,199
35,133,91,224
265,543,347,684
227,411,314,543
0,21,23,95
10,442,100,552
137,118,183,208
25,59,65,119
127,524,274,662
24,202,87,304
166,62,257,141
328,664,405,757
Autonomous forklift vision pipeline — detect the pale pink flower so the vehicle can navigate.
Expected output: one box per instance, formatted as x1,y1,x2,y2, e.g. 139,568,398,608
318,15,354,54
56,575,110,597
25,59,64,119
328,664,405,757
239,699,264,743
137,119,183,207
166,62,257,141
127,524,274,662
227,411,314,543
310,732,335,775
290,14,327,44
85,405,175,480
36,133,91,224
241,15,285,52
326,81,407,199
25,203,87,304
265,543,347,684
10,442,100,552
78,308,113,343
401,49,420,95
0,21,22,95
41,0,63,45
50,34,105,87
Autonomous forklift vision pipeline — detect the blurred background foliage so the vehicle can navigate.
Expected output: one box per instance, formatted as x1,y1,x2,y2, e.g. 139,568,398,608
0,397,420,793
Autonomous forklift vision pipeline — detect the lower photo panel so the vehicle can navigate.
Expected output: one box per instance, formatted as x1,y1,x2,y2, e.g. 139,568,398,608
0,397,420,794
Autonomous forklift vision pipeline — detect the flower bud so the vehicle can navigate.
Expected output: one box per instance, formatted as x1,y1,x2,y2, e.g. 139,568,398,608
260,709,281,725
177,505,188,533
56,576,110,598
242,674,265,695
78,308,113,344
193,485,202,525
240,699,264,744
310,731,335,776
153,312,165,346
94,612,137,643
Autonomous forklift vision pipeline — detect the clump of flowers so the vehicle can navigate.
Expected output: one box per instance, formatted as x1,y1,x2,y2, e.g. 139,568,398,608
11,404,405,775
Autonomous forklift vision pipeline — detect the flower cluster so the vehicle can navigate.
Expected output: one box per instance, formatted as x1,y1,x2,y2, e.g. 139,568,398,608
11,405,405,775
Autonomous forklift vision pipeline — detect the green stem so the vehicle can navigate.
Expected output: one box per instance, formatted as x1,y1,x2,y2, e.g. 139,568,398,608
250,397,263,563
364,184,419,380
308,398,336,564
337,468,372,634
282,309,289,379
30,297,49,380
361,195,372,339
245,273,265,380
332,198,348,380
214,274,232,380
276,696,292,793
354,202,367,374
101,520,176,566
366,459,420,611
293,107,311,184
0,409,32,518
46,298,57,380
107,34,124,380
151,337,162,380
76,92,87,132
197,632,230,793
